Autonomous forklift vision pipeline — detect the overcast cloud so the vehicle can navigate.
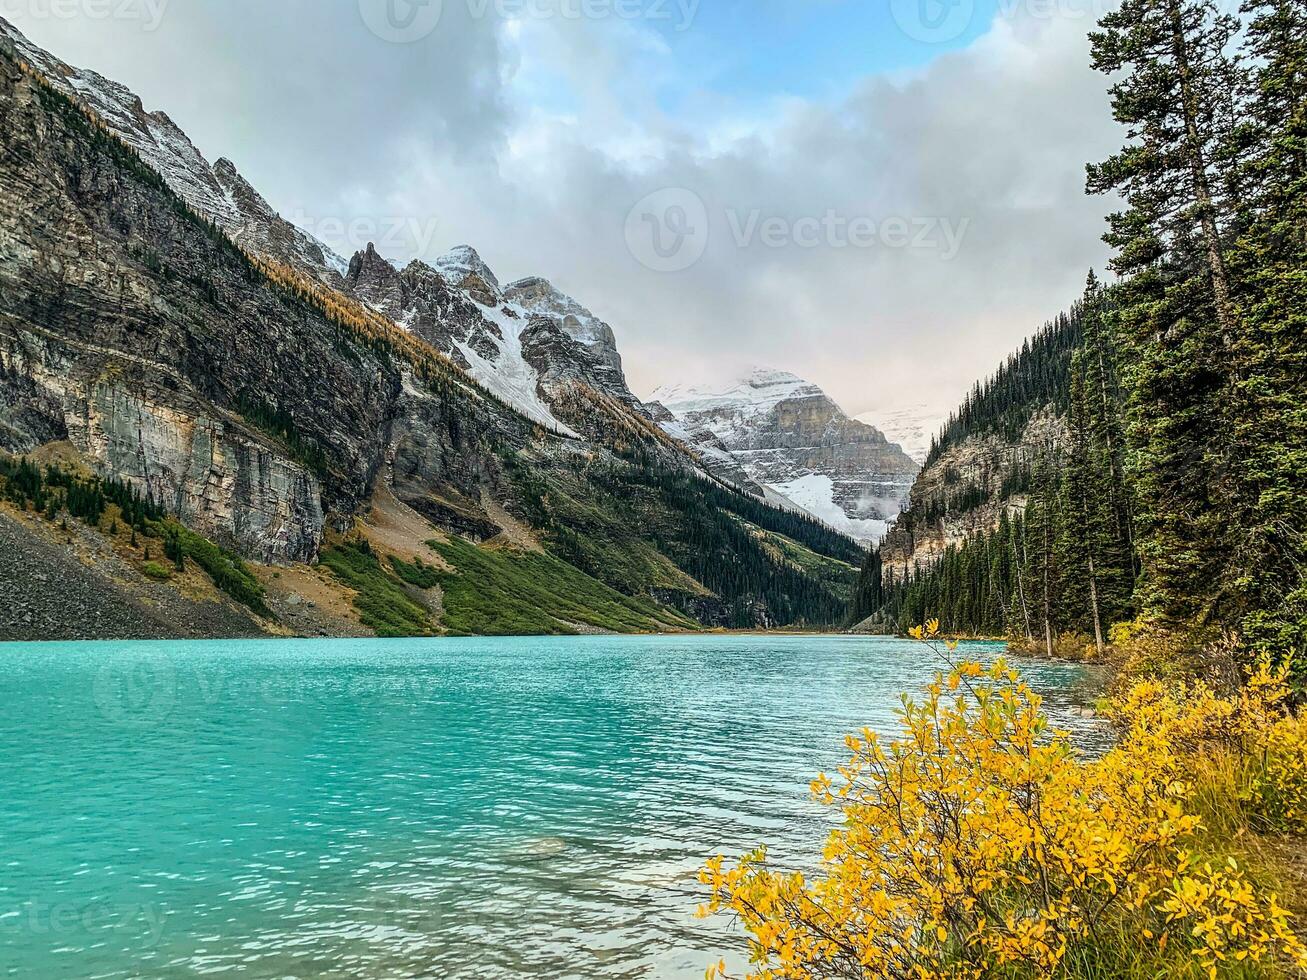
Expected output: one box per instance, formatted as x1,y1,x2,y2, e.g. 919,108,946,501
4,0,1121,424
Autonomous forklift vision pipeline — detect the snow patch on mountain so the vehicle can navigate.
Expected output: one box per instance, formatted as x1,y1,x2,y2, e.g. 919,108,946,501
505,277,622,357
430,247,639,413
770,474,889,544
652,368,823,444
436,245,502,297
459,303,580,438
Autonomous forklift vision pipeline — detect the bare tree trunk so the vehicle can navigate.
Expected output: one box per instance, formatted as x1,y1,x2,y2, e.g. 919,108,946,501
1012,520,1033,641
1087,552,1105,655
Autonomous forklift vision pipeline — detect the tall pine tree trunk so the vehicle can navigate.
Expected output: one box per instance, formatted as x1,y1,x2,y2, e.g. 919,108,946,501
1012,520,1034,641
1167,0,1237,345
1094,322,1137,560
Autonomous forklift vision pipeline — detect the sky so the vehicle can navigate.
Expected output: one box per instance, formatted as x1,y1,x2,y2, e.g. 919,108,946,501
3,0,1122,426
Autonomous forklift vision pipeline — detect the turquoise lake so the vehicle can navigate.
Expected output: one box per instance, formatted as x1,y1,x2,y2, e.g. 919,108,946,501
0,634,1108,978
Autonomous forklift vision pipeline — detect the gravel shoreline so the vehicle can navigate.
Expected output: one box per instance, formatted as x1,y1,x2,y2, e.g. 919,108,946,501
0,511,266,642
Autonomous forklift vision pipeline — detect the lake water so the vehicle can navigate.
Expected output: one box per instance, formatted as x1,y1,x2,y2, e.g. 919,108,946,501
0,634,1107,979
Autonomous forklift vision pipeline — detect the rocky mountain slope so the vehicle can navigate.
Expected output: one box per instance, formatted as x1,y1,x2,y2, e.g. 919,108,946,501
340,240,644,440
652,369,919,544
0,20,348,286
874,312,1082,584
0,18,644,446
877,410,1067,581
0,20,864,636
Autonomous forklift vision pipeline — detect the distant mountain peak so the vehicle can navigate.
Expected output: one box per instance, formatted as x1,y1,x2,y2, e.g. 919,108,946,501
743,365,805,385
435,245,501,293
652,368,918,544
652,367,823,419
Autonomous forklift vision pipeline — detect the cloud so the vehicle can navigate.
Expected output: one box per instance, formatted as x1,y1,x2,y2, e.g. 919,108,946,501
4,0,1120,424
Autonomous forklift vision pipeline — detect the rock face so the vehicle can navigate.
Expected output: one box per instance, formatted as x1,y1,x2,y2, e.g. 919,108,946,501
652,369,919,543
73,384,325,563
880,409,1067,579
435,245,504,307
504,276,631,401
343,245,503,367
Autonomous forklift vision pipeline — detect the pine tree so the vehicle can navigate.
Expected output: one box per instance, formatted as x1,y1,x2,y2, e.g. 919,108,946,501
1026,456,1063,656
1087,0,1246,340
1009,511,1034,641
1088,0,1249,627
1227,0,1307,656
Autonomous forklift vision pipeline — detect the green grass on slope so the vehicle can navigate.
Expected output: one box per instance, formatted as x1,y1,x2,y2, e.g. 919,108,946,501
505,454,859,628
160,521,271,617
321,541,435,637
428,536,697,636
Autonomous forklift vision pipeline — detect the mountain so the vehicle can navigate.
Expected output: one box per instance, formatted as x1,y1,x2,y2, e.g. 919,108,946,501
0,18,642,441
0,20,348,286
340,240,646,441
651,369,919,544
0,19,865,637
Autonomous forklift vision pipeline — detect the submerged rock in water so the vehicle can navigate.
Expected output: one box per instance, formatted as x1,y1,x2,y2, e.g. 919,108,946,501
520,837,569,859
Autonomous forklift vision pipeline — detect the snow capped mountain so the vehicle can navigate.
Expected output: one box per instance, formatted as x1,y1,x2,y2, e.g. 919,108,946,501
652,368,919,544
0,17,346,285
425,250,632,398
434,245,503,306
855,404,950,466
342,242,651,437
653,369,824,444
503,277,628,392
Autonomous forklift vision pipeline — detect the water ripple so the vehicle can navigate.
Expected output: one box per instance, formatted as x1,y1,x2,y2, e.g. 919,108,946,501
0,634,1109,978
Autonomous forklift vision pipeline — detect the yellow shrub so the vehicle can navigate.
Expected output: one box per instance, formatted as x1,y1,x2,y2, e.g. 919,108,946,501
700,623,1307,979
1251,711,1307,833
